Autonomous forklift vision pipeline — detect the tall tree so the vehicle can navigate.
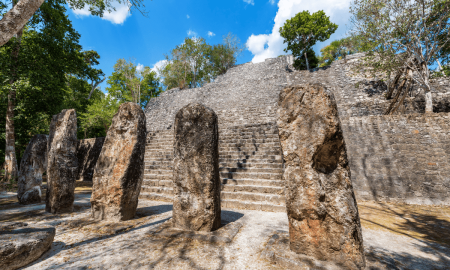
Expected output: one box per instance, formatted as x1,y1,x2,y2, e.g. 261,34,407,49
107,58,162,107
350,0,450,113
0,0,148,46
280,10,338,70
0,0,100,177
160,34,244,90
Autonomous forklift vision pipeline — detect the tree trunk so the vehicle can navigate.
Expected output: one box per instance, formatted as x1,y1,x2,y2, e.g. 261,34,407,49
304,51,310,70
3,0,23,180
422,62,433,113
0,0,45,46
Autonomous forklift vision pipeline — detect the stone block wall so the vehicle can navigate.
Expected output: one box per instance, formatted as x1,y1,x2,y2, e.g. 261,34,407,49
76,137,105,182
343,113,450,205
144,54,450,206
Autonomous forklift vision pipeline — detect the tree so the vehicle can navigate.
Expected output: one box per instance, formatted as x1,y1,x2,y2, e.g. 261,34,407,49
107,59,162,107
160,37,212,90
0,0,101,178
295,48,319,69
350,0,450,114
209,33,246,77
0,0,147,47
160,34,244,90
280,10,338,70
78,93,120,137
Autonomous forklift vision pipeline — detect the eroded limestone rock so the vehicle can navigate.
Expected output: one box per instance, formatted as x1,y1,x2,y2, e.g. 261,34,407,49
17,134,48,205
46,109,78,214
172,103,221,232
76,137,105,182
0,222,55,270
91,102,146,221
277,84,365,269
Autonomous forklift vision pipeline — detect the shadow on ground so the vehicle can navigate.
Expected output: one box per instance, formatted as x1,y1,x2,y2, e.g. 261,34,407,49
359,201,450,269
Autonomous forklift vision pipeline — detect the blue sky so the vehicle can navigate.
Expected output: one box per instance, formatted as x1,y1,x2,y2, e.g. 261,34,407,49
67,0,352,91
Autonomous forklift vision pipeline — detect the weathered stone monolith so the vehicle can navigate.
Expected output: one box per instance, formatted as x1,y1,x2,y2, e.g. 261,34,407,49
76,137,105,182
172,103,221,232
46,109,78,214
90,102,146,221
277,84,365,269
17,134,48,205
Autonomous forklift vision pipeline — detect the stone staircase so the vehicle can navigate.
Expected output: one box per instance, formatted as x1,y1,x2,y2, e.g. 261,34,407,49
139,122,286,212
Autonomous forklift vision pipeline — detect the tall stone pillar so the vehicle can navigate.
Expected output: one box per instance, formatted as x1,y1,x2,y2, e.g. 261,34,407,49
277,84,365,269
172,103,221,232
17,134,48,204
91,102,146,222
46,109,78,214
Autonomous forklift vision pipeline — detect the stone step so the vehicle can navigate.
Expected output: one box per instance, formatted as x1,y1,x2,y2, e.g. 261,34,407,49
139,192,172,202
221,184,284,194
144,169,172,175
219,158,283,165
220,138,280,143
146,164,173,170
219,144,281,150
143,179,172,187
220,134,279,140
145,157,173,162
221,178,285,187
220,150,281,156
220,171,282,180
142,186,173,195
221,191,285,205
220,154,282,161
145,160,173,166
219,167,282,174
144,174,173,180
221,199,285,212
219,162,283,169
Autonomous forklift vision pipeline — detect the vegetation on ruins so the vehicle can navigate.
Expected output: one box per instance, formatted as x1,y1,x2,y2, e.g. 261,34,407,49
0,0,147,47
318,36,376,67
280,10,338,70
0,0,104,179
349,0,450,114
159,33,245,90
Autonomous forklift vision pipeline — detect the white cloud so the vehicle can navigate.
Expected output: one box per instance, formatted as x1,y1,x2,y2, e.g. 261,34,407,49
136,63,144,73
246,0,351,63
207,31,216,37
72,2,131,25
244,0,255,5
187,29,197,37
151,60,168,76
187,14,190,19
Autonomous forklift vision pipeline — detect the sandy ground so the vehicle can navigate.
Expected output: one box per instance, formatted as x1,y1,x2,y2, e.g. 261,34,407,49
1,190,450,270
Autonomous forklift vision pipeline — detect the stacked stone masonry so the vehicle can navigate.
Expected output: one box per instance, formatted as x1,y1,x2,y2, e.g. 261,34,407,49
142,55,450,209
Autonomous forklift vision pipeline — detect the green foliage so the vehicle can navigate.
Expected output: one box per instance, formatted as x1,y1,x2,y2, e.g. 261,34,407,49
106,58,162,107
160,33,244,90
78,58,162,137
78,93,120,137
294,48,319,70
0,0,102,165
280,10,338,69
